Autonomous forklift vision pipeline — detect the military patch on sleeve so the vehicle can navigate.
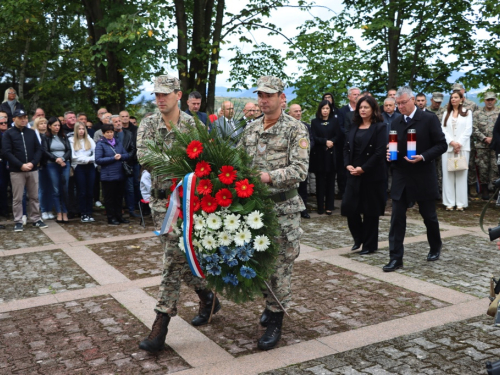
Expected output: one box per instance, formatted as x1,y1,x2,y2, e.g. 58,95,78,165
299,138,309,149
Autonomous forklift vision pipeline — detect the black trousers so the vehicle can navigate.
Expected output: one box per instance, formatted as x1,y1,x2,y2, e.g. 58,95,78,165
102,180,124,219
347,214,379,250
298,176,309,212
389,193,442,261
316,172,335,212
335,148,346,197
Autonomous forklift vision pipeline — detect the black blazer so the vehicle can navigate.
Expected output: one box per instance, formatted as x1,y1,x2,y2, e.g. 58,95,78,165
390,108,447,201
310,117,341,173
42,134,72,163
344,122,387,182
491,112,500,154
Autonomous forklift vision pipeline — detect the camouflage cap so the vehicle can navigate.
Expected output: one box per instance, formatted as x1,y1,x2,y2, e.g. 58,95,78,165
253,76,285,94
451,83,465,91
484,92,497,100
431,92,444,102
152,74,180,94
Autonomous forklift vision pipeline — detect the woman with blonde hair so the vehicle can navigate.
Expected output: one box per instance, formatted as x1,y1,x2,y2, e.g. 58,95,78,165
441,91,472,211
69,122,96,222
33,117,54,220
0,87,25,126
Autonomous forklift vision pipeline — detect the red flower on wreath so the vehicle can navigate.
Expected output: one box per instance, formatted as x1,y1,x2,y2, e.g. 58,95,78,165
235,179,254,198
186,140,203,159
215,188,233,207
192,196,201,212
201,195,218,213
218,165,237,185
196,179,213,195
195,161,211,178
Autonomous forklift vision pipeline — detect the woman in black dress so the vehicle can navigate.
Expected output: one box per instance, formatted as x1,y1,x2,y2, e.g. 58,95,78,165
341,96,387,254
310,100,342,215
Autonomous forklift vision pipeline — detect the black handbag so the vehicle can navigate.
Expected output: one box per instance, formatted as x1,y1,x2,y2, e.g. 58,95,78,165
107,143,133,177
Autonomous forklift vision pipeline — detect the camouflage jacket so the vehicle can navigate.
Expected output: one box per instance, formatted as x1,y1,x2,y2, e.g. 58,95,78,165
472,107,500,149
238,112,309,216
463,98,479,113
426,105,446,119
136,111,196,216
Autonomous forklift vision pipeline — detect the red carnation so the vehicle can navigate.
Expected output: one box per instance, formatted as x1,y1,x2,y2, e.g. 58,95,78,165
201,195,218,213
186,140,203,159
215,188,233,207
196,179,213,195
218,165,237,185
235,179,254,198
192,196,201,212
170,178,179,192
195,161,211,178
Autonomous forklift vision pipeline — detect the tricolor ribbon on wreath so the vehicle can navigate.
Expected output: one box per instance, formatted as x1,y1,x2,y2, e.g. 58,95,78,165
154,172,205,279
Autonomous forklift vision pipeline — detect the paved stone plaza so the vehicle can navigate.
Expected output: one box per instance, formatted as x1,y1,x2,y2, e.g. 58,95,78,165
1,198,500,374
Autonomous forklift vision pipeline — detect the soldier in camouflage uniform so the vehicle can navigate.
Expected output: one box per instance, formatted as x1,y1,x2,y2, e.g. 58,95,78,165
137,75,221,354
472,92,500,200
451,83,480,197
427,92,446,192
238,76,309,351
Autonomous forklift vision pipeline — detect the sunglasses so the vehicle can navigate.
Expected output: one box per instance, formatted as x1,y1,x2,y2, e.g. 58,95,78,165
0,122,7,125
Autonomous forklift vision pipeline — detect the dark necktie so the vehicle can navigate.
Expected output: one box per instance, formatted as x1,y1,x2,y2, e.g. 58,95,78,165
405,116,411,123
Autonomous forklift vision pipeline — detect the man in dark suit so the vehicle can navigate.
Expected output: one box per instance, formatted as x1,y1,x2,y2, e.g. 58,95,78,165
212,101,241,142
185,91,208,126
339,87,360,130
382,97,401,139
383,86,447,272
238,102,256,125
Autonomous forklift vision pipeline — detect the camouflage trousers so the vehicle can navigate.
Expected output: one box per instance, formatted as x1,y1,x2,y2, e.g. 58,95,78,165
476,148,499,187
266,212,302,313
468,146,477,186
152,209,207,316
436,155,442,191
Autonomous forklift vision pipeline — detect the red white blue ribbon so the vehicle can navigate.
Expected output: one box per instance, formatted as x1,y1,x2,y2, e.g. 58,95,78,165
155,173,205,279
181,173,205,278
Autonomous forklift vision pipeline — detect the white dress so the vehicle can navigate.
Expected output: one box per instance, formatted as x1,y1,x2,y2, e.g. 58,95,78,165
441,110,473,208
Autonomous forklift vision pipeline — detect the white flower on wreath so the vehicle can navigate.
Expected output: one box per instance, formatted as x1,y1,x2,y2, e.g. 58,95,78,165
253,235,270,252
234,228,252,246
194,214,205,231
193,239,202,251
224,213,241,232
218,231,233,246
178,238,186,253
246,210,264,229
202,235,217,250
206,213,222,230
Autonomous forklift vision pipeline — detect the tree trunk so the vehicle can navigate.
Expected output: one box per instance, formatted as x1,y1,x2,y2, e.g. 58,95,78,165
18,36,31,100
387,0,402,90
175,0,189,108
206,0,225,113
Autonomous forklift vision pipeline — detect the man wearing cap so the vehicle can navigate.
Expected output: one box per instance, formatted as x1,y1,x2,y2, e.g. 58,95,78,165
427,92,446,119
472,92,500,199
1,109,47,231
136,74,220,354
238,76,309,350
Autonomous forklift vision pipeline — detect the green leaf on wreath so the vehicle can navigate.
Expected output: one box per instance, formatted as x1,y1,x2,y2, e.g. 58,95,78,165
229,203,244,213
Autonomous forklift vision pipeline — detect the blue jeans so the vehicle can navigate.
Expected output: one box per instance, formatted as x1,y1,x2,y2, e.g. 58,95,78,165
38,167,53,213
74,164,96,216
46,162,70,213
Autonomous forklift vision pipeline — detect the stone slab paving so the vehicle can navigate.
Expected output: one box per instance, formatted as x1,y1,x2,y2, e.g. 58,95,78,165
344,234,495,298
300,215,430,251
88,237,163,280
262,315,500,374
0,295,190,374
0,250,97,303
146,260,448,357
0,224,53,250
61,210,156,241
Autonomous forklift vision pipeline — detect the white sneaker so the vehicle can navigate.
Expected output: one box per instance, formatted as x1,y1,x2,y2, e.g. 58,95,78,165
95,201,103,207
22,215,27,225
42,212,49,220
47,212,55,220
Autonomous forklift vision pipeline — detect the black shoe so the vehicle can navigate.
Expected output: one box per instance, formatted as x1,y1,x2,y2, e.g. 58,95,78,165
0,224,5,229
317,211,325,215
383,259,403,272
14,223,23,232
129,211,140,218
32,220,48,228
191,290,221,326
351,243,361,251
427,248,441,261
117,217,130,224
138,312,170,353
301,211,310,219
260,308,271,327
325,210,333,215
258,311,284,350
108,218,120,225
359,249,376,255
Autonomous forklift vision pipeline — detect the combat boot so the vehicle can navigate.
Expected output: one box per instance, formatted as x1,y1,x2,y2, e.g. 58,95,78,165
257,311,284,350
260,308,271,327
468,184,478,198
139,312,170,353
482,184,490,200
191,289,221,326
